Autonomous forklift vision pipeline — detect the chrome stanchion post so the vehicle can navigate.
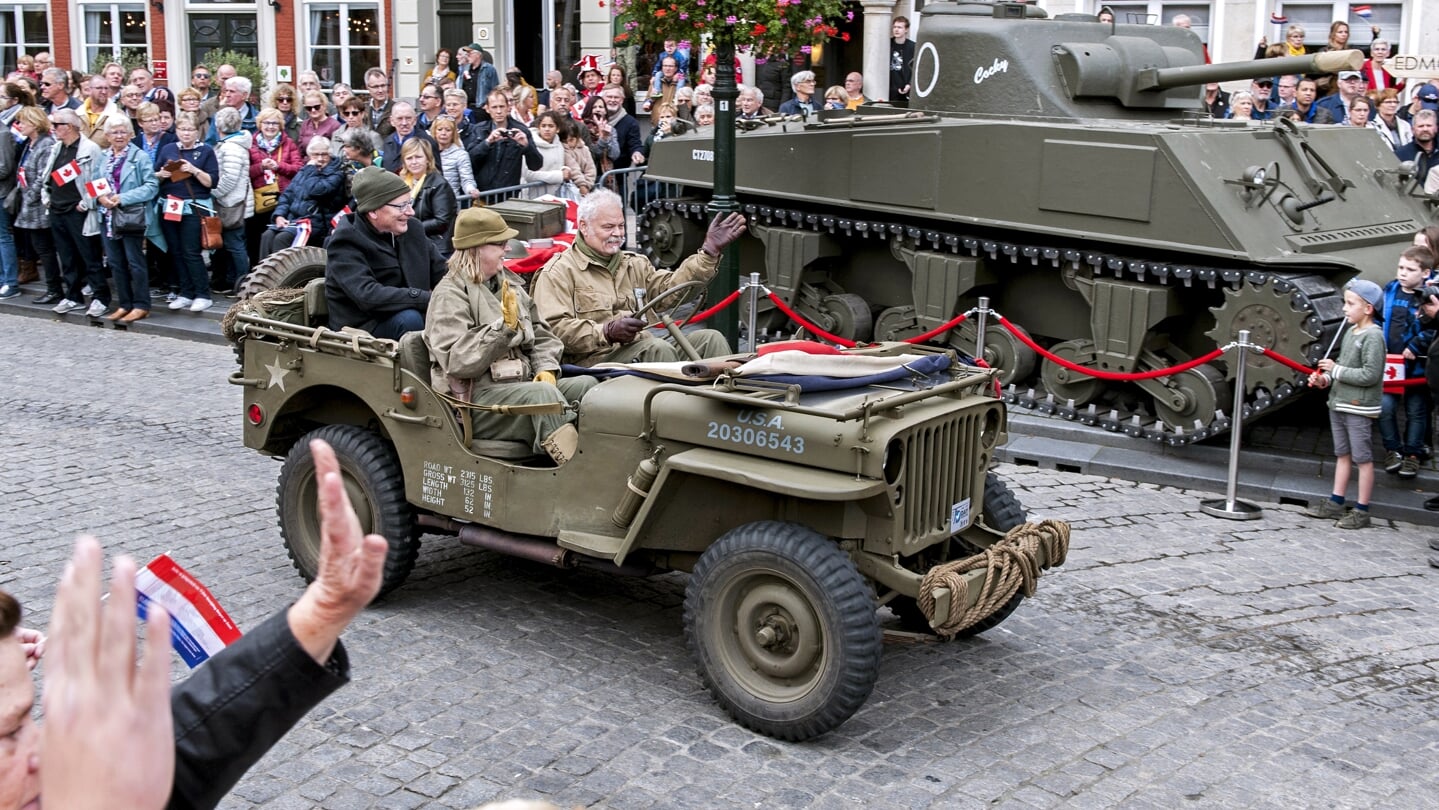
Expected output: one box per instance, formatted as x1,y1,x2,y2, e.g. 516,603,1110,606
975,296,990,363
1201,329,1263,520
745,272,760,352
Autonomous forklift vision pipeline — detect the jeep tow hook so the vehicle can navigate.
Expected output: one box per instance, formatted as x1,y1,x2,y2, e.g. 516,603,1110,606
228,371,263,387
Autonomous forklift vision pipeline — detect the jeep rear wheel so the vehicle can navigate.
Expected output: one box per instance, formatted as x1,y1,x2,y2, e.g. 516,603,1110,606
684,521,882,741
238,245,328,300
891,472,1027,637
277,425,419,599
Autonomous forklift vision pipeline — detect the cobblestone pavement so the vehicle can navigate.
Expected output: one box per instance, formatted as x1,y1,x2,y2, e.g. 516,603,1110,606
2,316,1436,809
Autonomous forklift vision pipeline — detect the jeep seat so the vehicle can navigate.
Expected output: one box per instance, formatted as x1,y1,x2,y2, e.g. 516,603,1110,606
303,277,327,327
394,332,537,461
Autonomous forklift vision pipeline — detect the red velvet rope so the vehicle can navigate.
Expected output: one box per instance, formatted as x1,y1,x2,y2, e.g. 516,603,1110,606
675,289,742,326
903,311,970,345
764,292,859,348
997,317,1226,381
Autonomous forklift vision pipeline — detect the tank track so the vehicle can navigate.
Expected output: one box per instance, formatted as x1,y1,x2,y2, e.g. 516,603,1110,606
637,198,1345,447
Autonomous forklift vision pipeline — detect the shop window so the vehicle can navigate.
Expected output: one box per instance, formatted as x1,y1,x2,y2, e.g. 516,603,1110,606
1275,2,1401,48
1100,2,1212,44
81,4,149,71
0,4,48,75
307,3,380,88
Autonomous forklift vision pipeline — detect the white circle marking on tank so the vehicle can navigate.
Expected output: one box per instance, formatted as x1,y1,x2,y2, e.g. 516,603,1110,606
915,41,940,98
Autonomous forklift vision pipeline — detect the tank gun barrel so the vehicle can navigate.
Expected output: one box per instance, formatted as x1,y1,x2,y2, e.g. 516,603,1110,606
1138,50,1363,92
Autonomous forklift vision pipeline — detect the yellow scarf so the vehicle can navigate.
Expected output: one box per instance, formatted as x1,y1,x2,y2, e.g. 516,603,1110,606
1286,43,1306,58
408,174,426,197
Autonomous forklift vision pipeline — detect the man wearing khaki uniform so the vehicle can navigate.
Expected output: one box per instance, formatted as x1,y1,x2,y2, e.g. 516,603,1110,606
425,208,597,464
532,189,745,366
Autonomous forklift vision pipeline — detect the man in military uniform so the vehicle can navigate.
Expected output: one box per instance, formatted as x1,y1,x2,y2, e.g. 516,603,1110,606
425,208,597,464
532,189,744,367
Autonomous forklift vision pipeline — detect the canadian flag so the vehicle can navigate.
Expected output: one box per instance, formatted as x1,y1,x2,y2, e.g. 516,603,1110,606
329,205,351,229
163,196,184,221
15,167,26,189
291,218,313,248
262,169,277,186
84,177,113,199
50,160,80,186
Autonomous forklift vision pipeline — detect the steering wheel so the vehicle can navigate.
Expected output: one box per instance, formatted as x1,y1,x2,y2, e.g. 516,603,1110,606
633,280,708,326
632,280,709,362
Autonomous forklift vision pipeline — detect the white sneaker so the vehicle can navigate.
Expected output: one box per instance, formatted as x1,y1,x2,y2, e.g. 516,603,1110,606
168,296,193,310
84,299,107,318
52,298,81,314
189,297,213,312
81,284,93,297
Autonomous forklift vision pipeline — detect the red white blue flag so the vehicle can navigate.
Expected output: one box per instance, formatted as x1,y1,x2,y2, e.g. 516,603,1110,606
330,205,351,229
15,167,26,189
135,554,242,669
1270,12,1288,24
1351,5,1372,18
50,160,80,186
291,217,313,247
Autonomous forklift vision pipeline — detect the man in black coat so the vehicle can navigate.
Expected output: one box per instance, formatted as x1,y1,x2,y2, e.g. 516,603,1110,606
378,102,437,174
325,167,448,339
600,84,645,170
470,89,542,192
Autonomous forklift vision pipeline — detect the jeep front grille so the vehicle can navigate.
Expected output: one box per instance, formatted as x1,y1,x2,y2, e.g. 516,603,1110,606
899,410,982,541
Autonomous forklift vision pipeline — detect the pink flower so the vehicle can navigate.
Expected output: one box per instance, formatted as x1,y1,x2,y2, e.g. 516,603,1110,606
846,11,854,21
679,11,687,18
726,15,738,23
801,45,812,54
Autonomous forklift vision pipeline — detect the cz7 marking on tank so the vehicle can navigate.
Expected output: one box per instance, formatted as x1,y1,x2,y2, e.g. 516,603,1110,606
692,149,714,162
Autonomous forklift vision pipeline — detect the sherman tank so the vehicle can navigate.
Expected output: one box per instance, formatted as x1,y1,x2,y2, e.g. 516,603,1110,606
637,0,1436,443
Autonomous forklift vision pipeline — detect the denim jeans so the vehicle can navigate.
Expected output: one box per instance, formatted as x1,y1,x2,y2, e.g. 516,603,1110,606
1379,388,1432,456
221,226,249,288
161,215,207,300
103,232,150,311
51,207,107,304
371,308,425,340
0,203,18,287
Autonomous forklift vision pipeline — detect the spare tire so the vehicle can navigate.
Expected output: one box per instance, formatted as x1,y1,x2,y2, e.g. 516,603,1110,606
238,246,328,300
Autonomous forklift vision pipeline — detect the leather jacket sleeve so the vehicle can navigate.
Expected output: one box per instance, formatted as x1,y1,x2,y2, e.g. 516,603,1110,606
167,609,350,810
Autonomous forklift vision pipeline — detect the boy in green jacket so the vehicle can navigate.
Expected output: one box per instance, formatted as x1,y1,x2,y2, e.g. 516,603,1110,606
1305,279,1386,529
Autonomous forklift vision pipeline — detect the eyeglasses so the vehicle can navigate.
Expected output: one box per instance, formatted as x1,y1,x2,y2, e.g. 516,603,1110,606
342,109,363,116
39,81,53,87
193,73,210,79
366,84,387,91
277,97,293,102
305,104,323,111
383,200,414,212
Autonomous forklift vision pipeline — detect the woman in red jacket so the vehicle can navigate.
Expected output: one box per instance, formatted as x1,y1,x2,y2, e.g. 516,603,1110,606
246,107,302,271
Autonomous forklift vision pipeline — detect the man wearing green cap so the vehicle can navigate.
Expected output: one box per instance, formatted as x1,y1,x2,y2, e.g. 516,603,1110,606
325,166,448,339
425,207,597,464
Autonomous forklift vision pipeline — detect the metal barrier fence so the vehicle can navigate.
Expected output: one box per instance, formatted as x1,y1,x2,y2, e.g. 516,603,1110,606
475,181,548,208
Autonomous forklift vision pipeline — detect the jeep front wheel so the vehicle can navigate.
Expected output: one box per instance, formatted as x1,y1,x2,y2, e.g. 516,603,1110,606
277,425,419,599
684,521,882,741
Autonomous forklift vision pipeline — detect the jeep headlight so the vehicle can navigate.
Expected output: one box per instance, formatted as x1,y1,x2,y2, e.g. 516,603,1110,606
883,438,904,485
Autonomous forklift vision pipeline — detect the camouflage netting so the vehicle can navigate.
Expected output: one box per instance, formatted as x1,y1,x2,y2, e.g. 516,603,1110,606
222,287,308,345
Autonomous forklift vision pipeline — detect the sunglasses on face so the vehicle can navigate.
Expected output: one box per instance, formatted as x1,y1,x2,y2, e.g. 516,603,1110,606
305,104,323,111
277,97,293,102
343,110,363,116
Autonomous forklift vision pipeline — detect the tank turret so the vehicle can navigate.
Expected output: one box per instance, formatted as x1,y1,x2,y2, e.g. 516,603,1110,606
914,2,1361,118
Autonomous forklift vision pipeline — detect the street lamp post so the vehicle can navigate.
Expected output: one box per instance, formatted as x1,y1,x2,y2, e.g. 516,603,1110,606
709,37,741,348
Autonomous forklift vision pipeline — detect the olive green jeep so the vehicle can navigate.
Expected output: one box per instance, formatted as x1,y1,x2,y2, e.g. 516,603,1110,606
228,256,1067,740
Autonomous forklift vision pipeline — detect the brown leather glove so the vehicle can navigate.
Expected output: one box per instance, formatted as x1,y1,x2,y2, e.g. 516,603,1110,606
701,212,747,257
603,316,646,345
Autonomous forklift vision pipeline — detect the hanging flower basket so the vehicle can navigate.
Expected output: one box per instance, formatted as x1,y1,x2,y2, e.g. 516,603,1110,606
613,0,850,50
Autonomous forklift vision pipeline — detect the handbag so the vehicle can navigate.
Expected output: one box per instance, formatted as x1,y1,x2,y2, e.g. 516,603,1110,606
3,186,20,216
111,203,147,234
200,212,223,250
218,200,246,230
557,180,582,202
253,182,280,214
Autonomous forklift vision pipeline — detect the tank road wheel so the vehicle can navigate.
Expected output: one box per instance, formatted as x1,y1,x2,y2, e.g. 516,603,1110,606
818,293,874,344
1039,339,1106,406
238,245,329,299
277,425,419,599
638,205,705,269
874,306,923,342
891,473,1027,638
684,521,882,741
1205,276,1326,394
955,321,1037,386
1151,362,1230,433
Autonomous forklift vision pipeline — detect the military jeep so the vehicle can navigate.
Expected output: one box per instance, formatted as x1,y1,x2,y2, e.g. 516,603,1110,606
228,265,1067,740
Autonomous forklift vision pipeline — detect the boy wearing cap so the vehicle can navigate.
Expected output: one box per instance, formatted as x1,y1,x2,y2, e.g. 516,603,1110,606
325,166,449,339
424,207,597,464
1305,278,1387,529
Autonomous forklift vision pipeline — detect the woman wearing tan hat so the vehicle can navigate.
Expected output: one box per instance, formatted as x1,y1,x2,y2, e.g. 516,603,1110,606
423,207,597,464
